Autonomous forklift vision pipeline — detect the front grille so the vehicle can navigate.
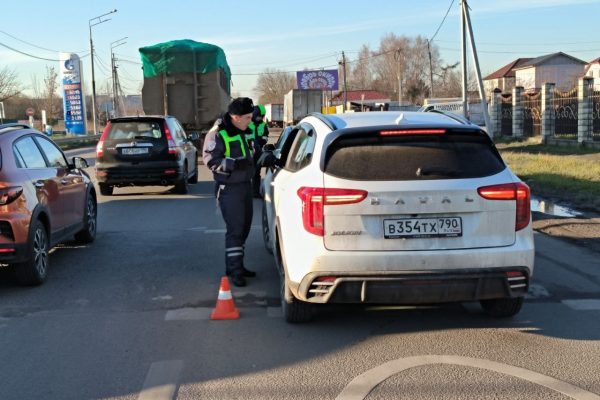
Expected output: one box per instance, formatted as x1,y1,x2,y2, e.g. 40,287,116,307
0,221,14,241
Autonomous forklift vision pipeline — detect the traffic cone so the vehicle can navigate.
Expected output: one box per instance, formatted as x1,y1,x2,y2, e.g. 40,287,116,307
210,277,240,320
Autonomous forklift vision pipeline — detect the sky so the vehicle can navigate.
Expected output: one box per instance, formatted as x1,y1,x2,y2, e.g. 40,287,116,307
2,0,600,101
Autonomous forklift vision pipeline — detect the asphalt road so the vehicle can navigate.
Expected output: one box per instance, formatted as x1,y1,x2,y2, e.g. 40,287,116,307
0,147,598,400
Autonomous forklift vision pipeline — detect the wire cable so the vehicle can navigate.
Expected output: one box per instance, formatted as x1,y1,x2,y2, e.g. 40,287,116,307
0,30,87,54
430,0,456,43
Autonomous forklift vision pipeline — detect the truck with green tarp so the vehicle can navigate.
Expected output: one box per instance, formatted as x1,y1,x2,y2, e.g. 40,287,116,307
139,39,231,139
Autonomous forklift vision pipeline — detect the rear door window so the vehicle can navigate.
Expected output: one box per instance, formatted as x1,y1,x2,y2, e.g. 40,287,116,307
35,136,68,168
285,127,316,172
14,137,47,168
324,130,505,181
108,121,163,140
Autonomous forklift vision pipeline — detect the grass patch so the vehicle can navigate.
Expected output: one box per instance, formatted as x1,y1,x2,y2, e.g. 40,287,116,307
497,138,600,212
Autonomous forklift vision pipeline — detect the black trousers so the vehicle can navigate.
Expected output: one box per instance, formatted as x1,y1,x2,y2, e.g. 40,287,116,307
217,181,253,276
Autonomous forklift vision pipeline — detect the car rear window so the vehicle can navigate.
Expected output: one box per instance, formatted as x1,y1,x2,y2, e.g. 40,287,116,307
107,121,163,140
324,130,506,181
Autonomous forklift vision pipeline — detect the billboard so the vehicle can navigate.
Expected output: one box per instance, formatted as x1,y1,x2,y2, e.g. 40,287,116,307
60,53,87,135
297,69,339,90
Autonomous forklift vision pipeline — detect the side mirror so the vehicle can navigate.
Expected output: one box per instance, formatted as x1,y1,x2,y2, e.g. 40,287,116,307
72,157,89,169
257,152,277,168
263,143,275,152
188,131,200,141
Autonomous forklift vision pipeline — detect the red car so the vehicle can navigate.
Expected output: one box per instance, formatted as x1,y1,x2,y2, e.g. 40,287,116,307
0,124,97,285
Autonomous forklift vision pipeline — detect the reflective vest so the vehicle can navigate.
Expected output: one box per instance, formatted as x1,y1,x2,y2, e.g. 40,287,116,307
218,129,247,158
246,121,266,141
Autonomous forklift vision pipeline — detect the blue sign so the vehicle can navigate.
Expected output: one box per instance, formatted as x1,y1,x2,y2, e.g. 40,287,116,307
297,69,339,90
60,53,87,135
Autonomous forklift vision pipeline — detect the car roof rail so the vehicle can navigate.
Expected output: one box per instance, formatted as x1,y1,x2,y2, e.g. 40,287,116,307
422,108,472,125
0,123,32,131
308,112,338,131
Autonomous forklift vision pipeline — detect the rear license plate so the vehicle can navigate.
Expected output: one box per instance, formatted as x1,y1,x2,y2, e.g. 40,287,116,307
121,147,148,155
383,217,462,239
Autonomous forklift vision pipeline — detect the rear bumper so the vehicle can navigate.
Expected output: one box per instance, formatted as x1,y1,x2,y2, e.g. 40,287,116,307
299,267,529,304
0,243,29,264
96,162,183,186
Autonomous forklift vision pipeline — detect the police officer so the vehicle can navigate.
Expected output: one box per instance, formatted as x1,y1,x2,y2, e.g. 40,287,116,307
203,97,256,287
246,104,269,198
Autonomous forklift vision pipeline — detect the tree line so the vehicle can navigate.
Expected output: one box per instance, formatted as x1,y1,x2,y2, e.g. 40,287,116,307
255,33,470,105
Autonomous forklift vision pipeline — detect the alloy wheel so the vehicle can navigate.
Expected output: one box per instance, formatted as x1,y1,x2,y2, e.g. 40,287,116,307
33,227,48,277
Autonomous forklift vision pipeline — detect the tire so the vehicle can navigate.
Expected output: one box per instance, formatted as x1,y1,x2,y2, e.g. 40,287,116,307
276,234,312,323
480,297,524,318
99,183,113,196
262,202,273,254
187,155,199,184
174,164,189,194
74,194,97,244
14,219,49,286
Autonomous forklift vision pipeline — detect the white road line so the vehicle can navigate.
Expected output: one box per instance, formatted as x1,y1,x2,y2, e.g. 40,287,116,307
562,299,600,310
165,307,212,321
204,225,261,234
336,355,600,400
137,360,183,400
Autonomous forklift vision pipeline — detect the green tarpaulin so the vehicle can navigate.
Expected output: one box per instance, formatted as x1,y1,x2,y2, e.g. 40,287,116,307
139,39,231,91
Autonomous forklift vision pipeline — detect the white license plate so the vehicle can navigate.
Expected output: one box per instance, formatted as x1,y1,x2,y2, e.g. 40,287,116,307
383,217,462,239
121,147,149,155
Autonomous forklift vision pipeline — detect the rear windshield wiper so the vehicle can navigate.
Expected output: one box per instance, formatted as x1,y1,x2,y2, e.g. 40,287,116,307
416,167,462,177
133,135,160,140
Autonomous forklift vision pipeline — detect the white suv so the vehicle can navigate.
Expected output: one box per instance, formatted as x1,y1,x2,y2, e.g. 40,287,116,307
261,111,534,323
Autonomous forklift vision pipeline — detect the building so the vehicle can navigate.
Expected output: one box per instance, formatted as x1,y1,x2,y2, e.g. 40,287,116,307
329,90,390,111
513,52,587,91
483,58,532,94
584,57,600,87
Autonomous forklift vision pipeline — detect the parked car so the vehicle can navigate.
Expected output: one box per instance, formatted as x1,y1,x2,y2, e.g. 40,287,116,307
0,123,96,285
95,116,200,195
260,111,534,323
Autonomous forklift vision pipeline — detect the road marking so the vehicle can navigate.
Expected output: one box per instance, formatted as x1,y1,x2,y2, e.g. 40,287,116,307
165,307,212,321
204,225,261,234
152,295,173,301
137,360,183,400
267,307,283,318
562,299,600,310
526,283,551,299
336,355,600,400
185,226,207,231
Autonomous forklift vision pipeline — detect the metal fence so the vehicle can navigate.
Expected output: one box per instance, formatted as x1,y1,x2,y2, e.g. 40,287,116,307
592,88,600,141
500,94,513,136
553,87,578,139
522,91,541,136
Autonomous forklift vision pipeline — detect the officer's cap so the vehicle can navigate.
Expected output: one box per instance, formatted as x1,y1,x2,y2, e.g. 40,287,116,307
228,97,255,116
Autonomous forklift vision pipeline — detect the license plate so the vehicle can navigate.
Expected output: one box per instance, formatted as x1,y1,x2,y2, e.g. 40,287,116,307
121,147,148,155
383,217,462,239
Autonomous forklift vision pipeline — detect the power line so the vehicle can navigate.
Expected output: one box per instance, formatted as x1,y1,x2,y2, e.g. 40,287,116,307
430,0,456,42
0,41,90,61
231,51,339,68
0,30,87,54
438,46,600,55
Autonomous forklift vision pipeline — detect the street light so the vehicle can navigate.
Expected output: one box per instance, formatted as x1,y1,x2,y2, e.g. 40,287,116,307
110,37,127,117
394,48,402,108
89,9,117,135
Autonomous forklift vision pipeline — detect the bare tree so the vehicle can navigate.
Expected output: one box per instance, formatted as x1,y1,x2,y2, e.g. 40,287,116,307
255,69,295,104
348,45,373,90
31,66,61,124
0,66,21,101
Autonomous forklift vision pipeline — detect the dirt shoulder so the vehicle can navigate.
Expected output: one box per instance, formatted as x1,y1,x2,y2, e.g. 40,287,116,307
532,211,600,254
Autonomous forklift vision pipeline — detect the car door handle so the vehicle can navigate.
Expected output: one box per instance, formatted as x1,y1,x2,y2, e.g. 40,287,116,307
34,181,45,189
60,179,69,185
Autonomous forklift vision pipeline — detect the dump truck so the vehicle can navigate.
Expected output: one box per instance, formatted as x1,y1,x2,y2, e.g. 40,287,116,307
264,103,283,127
139,39,231,142
283,89,322,125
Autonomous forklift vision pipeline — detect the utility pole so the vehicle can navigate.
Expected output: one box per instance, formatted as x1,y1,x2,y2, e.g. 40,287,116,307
460,0,468,119
461,0,491,134
427,39,434,98
89,9,117,135
341,51,348,112
110,37,127,118
394,48,402,108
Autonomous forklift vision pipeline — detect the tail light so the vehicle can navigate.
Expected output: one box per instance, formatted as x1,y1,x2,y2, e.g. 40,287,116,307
163,124,177,155
297,187,367,236
478,182,531,231
96,122,111,158
0,186,23,205
380,129,446,136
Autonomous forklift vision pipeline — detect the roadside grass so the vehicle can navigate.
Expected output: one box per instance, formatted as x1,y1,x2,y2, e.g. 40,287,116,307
496,138,600,212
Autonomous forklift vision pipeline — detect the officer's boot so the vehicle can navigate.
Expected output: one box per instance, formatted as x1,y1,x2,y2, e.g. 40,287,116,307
225,247,246,287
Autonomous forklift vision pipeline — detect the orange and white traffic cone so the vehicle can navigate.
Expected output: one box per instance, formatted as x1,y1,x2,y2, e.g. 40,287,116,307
210,276,240,320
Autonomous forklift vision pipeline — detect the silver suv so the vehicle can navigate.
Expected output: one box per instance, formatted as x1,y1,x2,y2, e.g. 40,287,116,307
261,111,534,323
